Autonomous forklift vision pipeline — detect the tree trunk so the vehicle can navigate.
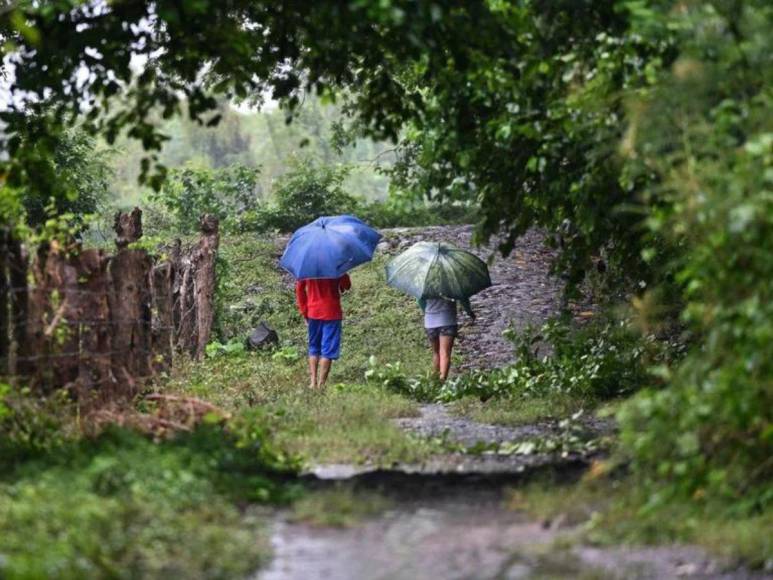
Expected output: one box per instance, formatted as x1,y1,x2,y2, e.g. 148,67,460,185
0,228,9,376
108,248,153,399
193,214,219,359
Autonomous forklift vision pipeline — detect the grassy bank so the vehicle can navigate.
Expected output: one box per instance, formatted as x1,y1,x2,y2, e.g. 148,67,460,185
509,470,773,570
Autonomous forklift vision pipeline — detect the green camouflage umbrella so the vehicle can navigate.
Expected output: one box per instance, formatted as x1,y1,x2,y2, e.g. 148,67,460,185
385,241,492,300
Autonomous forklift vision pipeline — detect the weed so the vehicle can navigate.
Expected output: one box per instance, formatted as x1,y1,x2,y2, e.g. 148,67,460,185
289,485,392,527
0,423,299,579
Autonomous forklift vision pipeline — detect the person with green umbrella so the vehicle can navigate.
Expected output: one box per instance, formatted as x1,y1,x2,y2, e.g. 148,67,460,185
386,241,491,381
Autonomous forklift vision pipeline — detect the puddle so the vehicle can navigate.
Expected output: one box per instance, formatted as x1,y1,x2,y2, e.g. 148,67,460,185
256,467,768,580
257,484,555,580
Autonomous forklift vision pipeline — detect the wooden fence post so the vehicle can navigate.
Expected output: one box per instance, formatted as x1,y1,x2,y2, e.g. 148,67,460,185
109,208,152,399
108,248,153,397
76,249,114,400
114,207,143,249
0,227,9,376
151,262,174,372
194,214,219,360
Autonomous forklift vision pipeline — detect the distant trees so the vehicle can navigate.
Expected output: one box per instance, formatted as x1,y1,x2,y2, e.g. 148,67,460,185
149,164,262,234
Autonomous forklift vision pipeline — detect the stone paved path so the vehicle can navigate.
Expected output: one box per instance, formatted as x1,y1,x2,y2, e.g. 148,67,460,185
378,225,585,370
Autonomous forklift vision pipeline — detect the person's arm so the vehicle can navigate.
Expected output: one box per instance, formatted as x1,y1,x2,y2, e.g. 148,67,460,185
295,280,308,319
339,273,352,293
460,298,476,320
417,297,427,312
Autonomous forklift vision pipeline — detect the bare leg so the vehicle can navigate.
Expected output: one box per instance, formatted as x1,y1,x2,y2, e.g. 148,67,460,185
308,356,319,389
317,358,333,389
439,335,455,381
429,335,440,376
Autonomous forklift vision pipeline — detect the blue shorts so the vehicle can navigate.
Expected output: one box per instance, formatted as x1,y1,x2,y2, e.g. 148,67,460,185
307,319,342,360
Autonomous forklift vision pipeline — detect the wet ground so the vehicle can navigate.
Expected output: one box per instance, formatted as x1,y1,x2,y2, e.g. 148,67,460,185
258,486,567,580
258,474,761,580
261,226,766,580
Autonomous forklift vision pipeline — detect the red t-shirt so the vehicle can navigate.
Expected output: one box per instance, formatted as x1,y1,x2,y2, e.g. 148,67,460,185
295,275,351,321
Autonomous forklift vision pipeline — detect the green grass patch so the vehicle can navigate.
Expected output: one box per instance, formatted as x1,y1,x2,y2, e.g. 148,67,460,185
0,424,299,579
507,471,773,570
289,484,392,527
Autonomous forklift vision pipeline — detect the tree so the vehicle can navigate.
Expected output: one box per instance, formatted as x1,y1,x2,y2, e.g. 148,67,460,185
150,164,261,234
0,1,670,277
21,129,114,228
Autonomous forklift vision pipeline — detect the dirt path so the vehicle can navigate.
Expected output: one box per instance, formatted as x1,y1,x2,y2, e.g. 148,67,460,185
378,225,571,370
258,477,760,580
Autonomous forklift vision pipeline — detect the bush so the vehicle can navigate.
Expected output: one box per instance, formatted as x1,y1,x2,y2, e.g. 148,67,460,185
364,357,441,402
0,386,74,465
0,422,298,579
367,316,665,405
150,164,262,234
249,159,358,232
145,157,477,236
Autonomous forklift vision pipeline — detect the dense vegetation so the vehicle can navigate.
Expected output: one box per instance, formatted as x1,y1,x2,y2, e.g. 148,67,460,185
0,0,771,575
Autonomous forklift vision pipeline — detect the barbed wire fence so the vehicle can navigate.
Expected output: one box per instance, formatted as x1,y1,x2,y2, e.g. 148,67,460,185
0,208,220,404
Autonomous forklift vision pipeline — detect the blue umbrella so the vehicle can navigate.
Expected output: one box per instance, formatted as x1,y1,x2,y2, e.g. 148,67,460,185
279,215,382,279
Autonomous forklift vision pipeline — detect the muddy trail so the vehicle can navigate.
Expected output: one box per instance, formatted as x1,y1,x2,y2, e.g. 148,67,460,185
258,474,754,580
262,226,763,580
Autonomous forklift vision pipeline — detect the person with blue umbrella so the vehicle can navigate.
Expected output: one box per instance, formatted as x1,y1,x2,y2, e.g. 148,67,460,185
280,215,381,389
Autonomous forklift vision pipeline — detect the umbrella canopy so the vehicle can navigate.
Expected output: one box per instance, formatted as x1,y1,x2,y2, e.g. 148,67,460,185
385,241,492,300
279,215,381,280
